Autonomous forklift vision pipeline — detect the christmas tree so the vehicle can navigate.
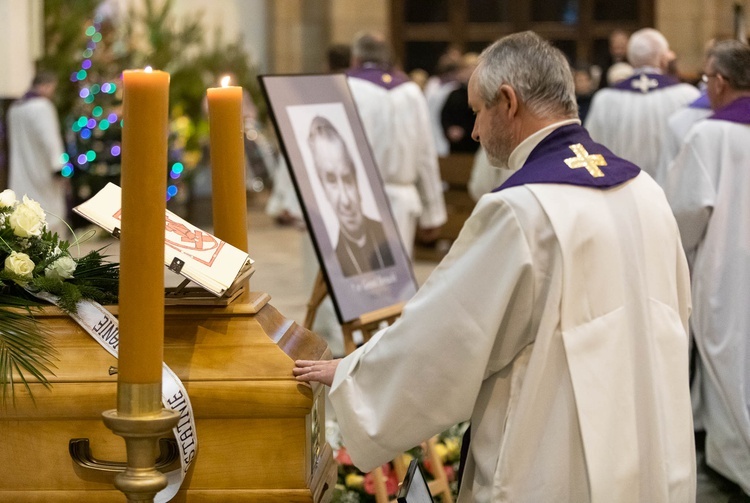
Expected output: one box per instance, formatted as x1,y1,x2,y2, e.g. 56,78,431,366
64,14,124,225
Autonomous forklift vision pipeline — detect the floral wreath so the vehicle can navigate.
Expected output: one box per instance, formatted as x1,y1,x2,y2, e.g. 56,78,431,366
0,189,118,404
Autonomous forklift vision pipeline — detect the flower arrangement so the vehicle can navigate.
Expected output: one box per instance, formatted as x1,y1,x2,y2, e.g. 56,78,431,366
0,189,119,404
327,420,467,502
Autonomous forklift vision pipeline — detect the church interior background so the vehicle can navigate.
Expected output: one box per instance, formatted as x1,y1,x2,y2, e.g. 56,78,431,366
0,0,748,501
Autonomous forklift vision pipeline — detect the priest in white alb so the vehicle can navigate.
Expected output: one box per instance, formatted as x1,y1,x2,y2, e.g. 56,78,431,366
346,31,447,257
296,31,695,503
664,40,750,499
585,28,700,178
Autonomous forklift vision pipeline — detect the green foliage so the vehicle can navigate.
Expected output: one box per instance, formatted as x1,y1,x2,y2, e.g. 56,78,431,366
0,308,57,406
122,0,262,142
0,194,119,404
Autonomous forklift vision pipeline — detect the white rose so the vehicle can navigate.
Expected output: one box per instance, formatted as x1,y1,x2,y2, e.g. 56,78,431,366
5,251,35,279
9,197,47,238
21,195,45,219
45,255,77,280
0,189,16,207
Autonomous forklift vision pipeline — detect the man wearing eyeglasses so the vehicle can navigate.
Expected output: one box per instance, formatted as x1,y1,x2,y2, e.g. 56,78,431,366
664,39,750,500
585,28,700,180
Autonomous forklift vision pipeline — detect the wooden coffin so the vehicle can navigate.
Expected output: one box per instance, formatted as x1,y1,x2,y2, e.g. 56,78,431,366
0,294,336,502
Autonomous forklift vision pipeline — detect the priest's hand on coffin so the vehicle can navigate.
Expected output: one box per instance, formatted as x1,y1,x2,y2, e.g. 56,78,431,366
293,359,341,387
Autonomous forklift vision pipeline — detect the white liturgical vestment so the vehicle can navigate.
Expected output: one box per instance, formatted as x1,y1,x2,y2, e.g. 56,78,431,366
664,97,750,495
347,65,447,256
330,121,695,502
585,70,700,178
7,95,66,234
655,93,712,186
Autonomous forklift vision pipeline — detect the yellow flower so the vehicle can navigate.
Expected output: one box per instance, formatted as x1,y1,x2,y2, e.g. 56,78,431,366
345,473,365,489
432,442,449,462
444,438,461,459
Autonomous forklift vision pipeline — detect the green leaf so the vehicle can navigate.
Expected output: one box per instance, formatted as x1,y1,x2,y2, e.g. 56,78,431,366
0,308,57,406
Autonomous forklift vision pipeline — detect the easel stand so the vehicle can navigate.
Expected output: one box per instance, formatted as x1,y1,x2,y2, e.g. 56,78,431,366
304,271,403,354
303,271,454,503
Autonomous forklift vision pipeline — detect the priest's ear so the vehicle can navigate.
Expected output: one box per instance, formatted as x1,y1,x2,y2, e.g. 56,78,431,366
497,84,519,117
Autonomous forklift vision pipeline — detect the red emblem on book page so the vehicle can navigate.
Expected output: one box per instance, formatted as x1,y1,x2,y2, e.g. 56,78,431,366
112,210,225,267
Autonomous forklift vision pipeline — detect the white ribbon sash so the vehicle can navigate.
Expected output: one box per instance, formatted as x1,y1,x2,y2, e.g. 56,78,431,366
32,292,197,502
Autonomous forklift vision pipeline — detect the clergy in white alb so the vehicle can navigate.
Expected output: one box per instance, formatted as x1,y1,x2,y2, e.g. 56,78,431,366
585,28,700,177
7,72,67,236
663,40,750,497
346,32,447,257
655,91,712,187
296,32,695,503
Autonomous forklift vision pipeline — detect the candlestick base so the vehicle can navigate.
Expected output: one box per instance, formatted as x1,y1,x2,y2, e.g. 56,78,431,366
102,408,180,503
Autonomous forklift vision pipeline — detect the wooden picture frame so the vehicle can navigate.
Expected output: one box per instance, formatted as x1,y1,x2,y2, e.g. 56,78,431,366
259,74,418,323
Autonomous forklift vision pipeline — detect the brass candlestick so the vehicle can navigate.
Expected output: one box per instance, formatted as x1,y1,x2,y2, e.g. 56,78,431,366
102,382,179,503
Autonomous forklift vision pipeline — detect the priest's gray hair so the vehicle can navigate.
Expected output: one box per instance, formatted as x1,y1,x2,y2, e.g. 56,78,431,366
627,28,669,68
708,39,750,90
474,31,578,119
352,31,391,65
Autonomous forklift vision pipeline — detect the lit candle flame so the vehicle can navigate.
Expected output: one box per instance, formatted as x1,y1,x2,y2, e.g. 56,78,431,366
145,66,153,73
221,75,231,87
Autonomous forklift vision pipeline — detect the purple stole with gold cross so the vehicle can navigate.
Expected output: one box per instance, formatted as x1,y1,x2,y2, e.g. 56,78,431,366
495,124,641,192
613,72,680,94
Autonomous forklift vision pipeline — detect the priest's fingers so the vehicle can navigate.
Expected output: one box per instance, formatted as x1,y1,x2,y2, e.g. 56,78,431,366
293,359,340,386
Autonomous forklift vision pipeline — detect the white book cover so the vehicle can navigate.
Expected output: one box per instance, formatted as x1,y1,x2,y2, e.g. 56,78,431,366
73,183,252,297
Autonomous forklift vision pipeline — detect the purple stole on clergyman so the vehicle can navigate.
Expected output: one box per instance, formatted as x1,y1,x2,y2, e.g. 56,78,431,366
708,96,750,125
346,64,410,90
495,124,641,192
689,92,711,109
613,72,680,94
18,90,42,103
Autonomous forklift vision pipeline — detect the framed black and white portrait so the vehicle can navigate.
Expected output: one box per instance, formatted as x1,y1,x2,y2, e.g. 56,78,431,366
259,74,417,323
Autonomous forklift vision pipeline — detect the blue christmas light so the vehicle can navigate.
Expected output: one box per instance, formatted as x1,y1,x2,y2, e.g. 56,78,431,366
80,129,92,140
111,145,121,156
81,59,92,70
167,185,178,197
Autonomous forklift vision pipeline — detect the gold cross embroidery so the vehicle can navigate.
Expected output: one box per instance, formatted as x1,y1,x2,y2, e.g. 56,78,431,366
631,74,658,93
564,143,607,178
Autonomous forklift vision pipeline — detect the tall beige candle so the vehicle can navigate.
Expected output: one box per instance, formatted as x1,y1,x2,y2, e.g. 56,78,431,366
119,67,169,386
207,77,248,253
